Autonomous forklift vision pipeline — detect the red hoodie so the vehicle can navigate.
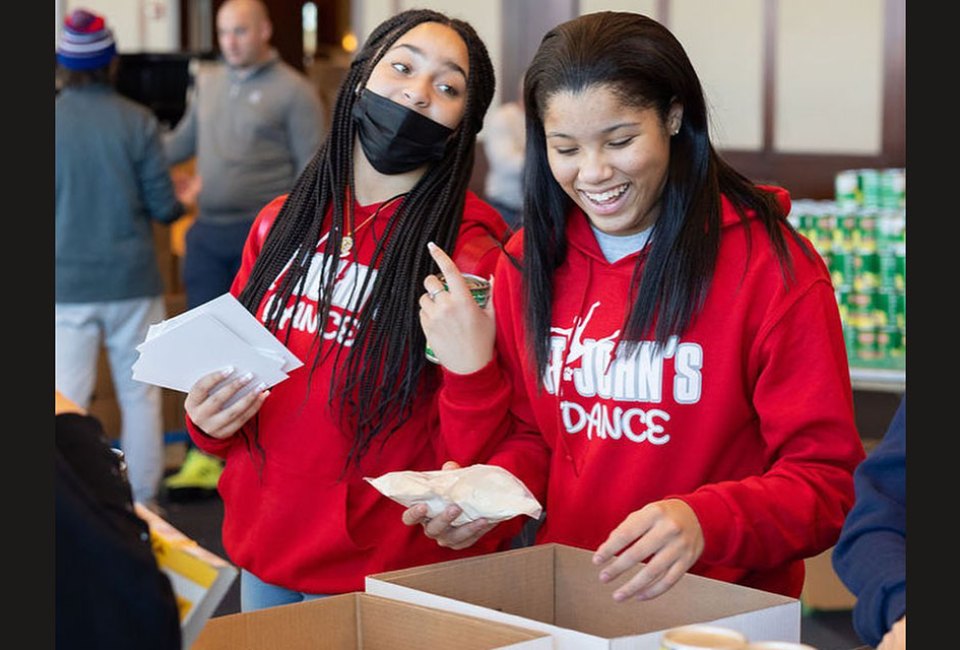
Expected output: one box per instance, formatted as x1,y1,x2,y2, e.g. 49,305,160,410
441,186,865,597
185,190,511,594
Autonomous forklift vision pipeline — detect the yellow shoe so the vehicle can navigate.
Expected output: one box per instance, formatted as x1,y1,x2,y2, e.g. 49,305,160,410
164,449,222,497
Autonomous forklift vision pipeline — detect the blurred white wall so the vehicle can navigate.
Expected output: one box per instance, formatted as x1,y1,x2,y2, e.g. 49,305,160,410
351,0,888,155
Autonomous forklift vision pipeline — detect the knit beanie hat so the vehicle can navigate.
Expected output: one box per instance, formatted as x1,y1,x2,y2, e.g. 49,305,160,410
56,9,117,71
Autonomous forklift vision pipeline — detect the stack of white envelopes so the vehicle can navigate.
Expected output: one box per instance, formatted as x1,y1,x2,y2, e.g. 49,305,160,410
132,293,302,405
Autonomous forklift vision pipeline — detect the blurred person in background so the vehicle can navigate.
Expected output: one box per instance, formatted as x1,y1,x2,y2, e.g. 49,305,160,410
833,396,906,650
55,7,199,513
482,78,525,230
163,0,325,496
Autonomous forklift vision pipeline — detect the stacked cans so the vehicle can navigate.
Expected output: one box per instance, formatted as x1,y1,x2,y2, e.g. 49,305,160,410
834,167,905,213
788,167,906,364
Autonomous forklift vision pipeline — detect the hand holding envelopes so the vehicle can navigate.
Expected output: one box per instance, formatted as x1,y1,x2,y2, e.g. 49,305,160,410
365,464,542,526
132,293,302,405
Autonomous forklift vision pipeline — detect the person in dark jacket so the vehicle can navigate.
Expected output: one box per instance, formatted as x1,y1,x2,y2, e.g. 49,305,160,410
833,396,906,650
56,390,181,650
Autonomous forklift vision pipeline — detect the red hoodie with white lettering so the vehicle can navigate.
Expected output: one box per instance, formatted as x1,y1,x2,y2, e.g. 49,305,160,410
441,186,865,597
185,190,514,594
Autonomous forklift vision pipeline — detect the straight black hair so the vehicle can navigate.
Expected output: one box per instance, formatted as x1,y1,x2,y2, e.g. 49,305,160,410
521,11,812,381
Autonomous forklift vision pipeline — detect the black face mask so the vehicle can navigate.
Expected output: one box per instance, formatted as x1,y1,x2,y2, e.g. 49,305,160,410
351,89,454,175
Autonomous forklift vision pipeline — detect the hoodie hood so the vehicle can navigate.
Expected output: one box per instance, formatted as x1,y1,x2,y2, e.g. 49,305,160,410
719,184,791,228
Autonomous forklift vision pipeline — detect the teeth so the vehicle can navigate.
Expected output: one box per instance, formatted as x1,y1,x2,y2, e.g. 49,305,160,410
583,185,627,203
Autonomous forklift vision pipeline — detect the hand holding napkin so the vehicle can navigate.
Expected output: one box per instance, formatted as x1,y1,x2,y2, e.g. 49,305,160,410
365,464,542,526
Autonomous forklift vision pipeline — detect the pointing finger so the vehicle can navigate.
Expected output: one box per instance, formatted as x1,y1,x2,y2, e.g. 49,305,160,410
427,242,470,296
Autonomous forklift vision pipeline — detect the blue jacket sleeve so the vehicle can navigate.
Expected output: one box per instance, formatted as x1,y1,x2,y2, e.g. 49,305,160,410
832,396,906,647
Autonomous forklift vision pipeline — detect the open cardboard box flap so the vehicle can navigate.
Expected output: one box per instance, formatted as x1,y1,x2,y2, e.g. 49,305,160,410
366,543,801,650
191,592,551,649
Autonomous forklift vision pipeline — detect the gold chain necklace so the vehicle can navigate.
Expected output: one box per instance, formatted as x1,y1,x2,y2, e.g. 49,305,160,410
324,191,407,258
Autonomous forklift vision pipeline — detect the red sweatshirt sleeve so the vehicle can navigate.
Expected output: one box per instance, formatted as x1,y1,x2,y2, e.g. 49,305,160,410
440,359,550,548
451,192,512,278
435,197,546,546
436,192,517,465
679,278,866,570
438,242,550,506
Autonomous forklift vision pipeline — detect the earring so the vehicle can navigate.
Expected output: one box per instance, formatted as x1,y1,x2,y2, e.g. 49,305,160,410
671,124,680,136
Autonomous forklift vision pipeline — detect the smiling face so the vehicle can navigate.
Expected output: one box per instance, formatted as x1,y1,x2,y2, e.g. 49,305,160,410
364,21,470,131
543,84,681,236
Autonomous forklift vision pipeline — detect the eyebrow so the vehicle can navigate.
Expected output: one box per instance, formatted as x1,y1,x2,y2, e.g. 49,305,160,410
546,122,641,139
389,43,467,80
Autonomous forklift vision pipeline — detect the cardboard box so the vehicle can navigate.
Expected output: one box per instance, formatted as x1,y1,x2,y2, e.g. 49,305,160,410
800,546,856,611
191,592,552,649
135,503,238,649
366,543,801,650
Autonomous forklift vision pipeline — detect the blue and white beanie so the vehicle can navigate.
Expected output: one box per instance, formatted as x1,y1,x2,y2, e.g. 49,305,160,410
56,9,117,71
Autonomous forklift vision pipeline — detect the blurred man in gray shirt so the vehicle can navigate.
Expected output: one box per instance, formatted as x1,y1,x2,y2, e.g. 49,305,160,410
163,0,324,493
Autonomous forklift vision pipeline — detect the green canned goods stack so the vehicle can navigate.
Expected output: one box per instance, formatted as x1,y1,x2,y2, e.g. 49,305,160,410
879,325,903,358
872,290,897,328
896,292,906,332
835,168,906,212
858,168,882,211
788,199,816,246
830,212,856,291
872,291,904,359
894,292,906,358
835,285,854,353
875,207,905,359
835,169,860,213
813,202,836,260
846,291,879,361
830,168,906,364
880,168,906,210
789,200,833,271
876,209,906,287
851,211,879,294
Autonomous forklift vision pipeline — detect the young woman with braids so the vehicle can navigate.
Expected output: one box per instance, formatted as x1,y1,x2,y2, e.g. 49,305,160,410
180,9,511,611
406,12,865,604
